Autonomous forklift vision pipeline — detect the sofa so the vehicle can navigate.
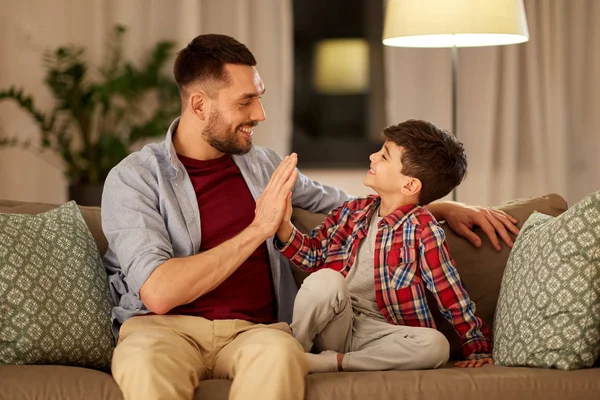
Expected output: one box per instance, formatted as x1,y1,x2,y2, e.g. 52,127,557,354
1,193,599,400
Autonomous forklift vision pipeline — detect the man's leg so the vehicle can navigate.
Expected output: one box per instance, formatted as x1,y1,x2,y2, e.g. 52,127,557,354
212,322,308,400
341,315,450,371
112,315,211,400
291,268,353,353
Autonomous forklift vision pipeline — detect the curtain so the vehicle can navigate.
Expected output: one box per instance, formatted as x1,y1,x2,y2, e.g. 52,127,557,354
384,0,600,206
0,0,293,203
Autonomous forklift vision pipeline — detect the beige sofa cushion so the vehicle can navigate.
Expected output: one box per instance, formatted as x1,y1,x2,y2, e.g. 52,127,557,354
0,365,123,400
2,362,599,400
432,193,568,358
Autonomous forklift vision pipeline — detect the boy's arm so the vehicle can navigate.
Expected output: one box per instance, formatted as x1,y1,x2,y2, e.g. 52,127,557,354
274,196,347,272
419,222,492,360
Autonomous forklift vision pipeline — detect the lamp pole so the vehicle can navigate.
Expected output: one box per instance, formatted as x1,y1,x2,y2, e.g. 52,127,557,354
451,43,458,202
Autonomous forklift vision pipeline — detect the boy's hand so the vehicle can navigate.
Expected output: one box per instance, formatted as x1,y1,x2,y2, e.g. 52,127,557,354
454,357,494,368
276,192,294,244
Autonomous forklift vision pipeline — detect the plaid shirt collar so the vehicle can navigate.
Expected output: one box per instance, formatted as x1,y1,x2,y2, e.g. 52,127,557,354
353,195,419,230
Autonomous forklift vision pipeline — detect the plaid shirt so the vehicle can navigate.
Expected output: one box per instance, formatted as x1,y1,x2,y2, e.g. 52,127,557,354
278,195,491,359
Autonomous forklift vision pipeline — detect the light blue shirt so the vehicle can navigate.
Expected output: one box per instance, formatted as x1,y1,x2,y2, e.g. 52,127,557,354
101,118,349,338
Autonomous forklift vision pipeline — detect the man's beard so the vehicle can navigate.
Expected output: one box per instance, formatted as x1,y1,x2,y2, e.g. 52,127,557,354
202,109,255,155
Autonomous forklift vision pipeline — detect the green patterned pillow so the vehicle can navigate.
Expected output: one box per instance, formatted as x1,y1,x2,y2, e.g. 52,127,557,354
493,190,600,370
0,201,114,370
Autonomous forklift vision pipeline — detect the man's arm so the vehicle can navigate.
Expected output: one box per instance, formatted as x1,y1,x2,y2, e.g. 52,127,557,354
103,154,299,315
425,201,520,250
140,224,272,314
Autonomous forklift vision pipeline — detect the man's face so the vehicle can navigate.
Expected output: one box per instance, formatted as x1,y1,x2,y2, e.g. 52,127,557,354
363,141,413,195
202,64,266,155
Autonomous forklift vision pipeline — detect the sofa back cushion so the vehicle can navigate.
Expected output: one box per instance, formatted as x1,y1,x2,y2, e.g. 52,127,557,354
1,193,568,360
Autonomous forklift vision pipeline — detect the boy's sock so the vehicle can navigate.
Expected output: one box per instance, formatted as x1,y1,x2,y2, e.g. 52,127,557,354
306,350,341,373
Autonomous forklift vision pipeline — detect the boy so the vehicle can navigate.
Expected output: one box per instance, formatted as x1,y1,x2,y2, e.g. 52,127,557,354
275,119,493,373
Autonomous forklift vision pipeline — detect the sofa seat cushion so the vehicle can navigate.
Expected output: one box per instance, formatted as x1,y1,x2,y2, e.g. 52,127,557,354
2,364,598,400
494,190,600,370
304,364,600,400
0,365,229,400
0,365,123,400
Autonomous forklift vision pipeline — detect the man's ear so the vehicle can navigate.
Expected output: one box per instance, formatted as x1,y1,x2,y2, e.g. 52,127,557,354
402,177,422,197
189,91,208,120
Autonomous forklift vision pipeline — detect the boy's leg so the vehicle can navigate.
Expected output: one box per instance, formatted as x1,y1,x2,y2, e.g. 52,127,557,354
291,268,353,353
112,315,212,400
212,322,308,400
341,314,450,371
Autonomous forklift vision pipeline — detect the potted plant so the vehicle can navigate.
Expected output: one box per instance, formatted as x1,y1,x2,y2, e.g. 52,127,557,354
0,25,180,206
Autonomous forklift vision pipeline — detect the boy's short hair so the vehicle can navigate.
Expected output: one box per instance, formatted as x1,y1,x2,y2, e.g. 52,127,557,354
174,34,256,98
383,119,467,205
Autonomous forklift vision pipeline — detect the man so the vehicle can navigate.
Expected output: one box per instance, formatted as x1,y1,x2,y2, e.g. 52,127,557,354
102,34,519,400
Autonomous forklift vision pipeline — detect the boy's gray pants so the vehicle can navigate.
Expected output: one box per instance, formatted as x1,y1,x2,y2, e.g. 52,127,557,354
291,269,450,371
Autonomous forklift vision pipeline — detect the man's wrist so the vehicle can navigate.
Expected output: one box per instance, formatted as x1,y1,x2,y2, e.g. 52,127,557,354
247,222,272,242
426,201,459,220
425,202,445,220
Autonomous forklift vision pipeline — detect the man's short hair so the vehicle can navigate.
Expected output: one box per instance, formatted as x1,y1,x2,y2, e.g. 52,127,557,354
174,34,256,98
383,119,467,205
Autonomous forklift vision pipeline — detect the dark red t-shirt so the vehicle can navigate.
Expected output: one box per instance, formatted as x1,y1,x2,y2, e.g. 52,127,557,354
167,153,276,323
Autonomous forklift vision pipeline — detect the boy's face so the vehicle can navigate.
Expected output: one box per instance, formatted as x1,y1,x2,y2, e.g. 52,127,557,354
363,141,420,198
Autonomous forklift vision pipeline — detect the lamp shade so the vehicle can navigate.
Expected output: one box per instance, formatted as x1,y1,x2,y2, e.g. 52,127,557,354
383,0,529,48
313,38,370,94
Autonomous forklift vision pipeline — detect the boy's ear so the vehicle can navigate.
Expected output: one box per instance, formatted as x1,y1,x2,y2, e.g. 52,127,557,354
402,177,422,197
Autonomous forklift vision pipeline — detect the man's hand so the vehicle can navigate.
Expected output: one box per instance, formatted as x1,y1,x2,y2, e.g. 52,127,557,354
427,202,520,251
252,153,298,239
454,357,494,368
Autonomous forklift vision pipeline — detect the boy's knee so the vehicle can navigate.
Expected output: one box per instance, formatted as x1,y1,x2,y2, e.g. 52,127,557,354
298,269,346,304
421,330,450,369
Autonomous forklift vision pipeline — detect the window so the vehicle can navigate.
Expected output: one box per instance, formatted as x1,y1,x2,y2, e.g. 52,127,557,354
292,0,386,168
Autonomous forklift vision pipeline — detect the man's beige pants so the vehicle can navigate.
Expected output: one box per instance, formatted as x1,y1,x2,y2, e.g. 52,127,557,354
292,269,450,371
112,315,308,400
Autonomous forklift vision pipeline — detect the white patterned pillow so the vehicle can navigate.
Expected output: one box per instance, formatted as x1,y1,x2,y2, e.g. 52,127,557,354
0,201,114,370
493,190,600,370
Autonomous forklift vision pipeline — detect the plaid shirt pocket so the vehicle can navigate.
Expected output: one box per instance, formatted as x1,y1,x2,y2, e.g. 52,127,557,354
387,246,420,289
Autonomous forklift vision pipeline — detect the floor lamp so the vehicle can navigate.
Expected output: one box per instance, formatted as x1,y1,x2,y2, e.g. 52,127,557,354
382,0,529,201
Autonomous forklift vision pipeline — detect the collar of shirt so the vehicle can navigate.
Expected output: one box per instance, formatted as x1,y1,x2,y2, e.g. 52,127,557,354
352,195,419,232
